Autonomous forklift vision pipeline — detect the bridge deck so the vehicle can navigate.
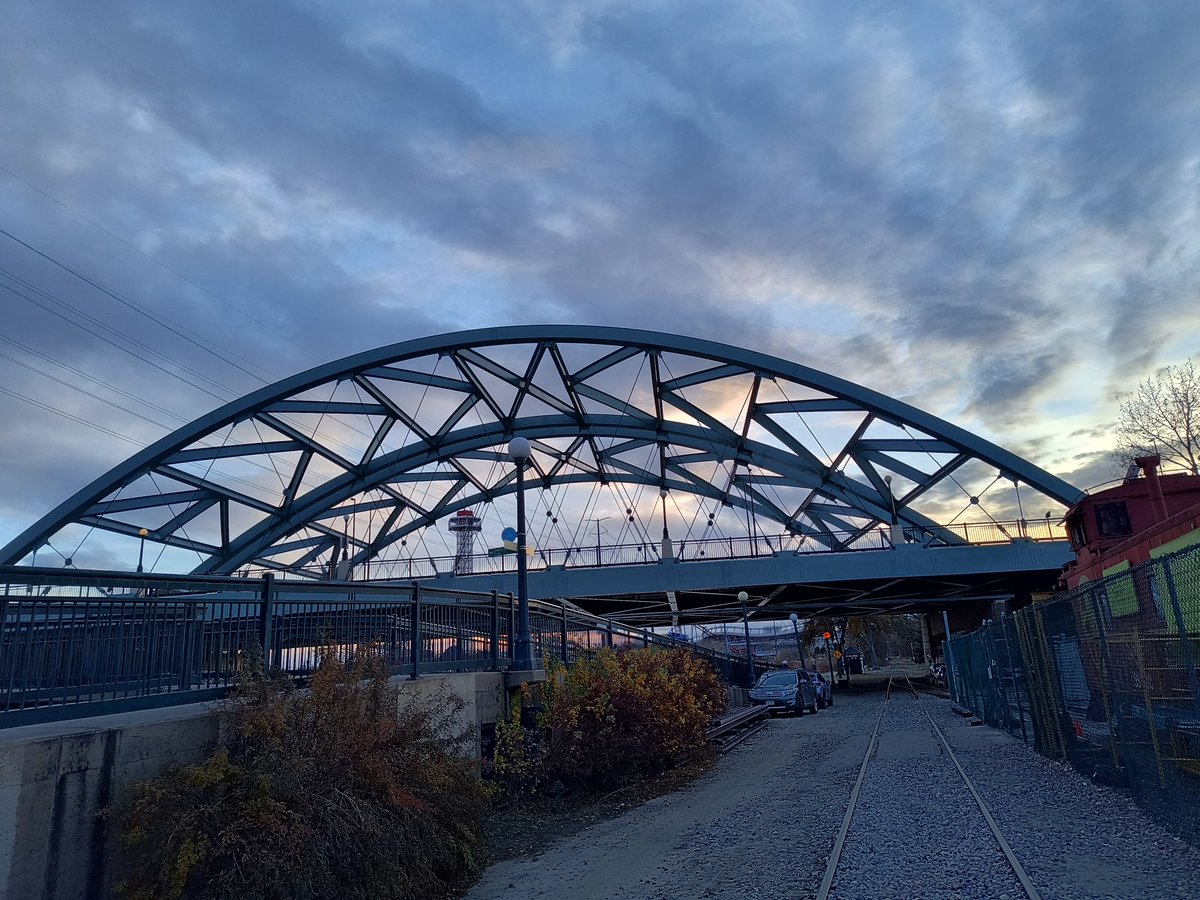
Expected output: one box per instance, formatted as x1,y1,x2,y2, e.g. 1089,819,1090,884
420,539,1074,622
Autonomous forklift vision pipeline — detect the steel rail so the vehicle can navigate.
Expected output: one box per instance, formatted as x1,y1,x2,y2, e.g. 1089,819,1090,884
900,671,1042,900
815,670,1041,900
814,675,893,900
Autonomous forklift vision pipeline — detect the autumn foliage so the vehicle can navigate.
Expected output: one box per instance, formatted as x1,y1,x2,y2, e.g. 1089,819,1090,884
113,649,490,900
494,646,727,797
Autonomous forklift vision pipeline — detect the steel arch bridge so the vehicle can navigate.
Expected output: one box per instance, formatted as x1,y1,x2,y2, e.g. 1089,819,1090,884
1,326,1083,617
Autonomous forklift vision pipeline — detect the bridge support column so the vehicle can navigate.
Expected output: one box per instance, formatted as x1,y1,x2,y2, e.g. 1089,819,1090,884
921,614,932,665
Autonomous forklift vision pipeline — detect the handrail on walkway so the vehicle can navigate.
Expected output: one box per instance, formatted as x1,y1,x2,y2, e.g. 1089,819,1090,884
243,518,1067,582
0,566,765,728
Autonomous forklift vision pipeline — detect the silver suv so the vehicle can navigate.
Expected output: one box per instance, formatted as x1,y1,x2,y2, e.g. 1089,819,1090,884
749,670,818,715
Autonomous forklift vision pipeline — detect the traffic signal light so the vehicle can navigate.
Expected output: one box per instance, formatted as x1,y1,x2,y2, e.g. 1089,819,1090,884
822,631,831,640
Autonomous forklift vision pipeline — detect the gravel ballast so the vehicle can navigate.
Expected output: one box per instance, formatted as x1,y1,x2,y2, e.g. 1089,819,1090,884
466,686,1200,899
832,690,1026,900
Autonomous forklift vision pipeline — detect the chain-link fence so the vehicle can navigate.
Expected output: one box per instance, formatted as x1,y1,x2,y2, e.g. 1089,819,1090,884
948,542,1200,844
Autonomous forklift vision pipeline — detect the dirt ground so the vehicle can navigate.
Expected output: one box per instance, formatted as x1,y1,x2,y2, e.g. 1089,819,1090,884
483,756,718,862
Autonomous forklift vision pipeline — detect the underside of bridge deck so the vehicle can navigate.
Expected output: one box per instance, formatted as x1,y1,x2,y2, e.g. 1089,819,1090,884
418,539,1073,625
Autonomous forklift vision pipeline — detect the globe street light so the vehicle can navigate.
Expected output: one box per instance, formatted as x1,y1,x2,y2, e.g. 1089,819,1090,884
737,590,754,686
507,437,535,673
136,527,149,573
788,612,807,670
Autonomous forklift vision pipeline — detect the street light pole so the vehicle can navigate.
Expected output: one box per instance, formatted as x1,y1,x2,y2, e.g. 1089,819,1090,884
823,630,835,706
788,612,807,670
136,527,149,573
508,437,535,673
884,475,903,546
738,591,754,686
660,488,674,559
587,516,610,567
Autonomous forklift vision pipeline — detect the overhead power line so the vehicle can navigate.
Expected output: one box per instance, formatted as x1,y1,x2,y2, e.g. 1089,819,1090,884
0,271,234,403
0,384,147,447
0,226,274,385
0,162,313,360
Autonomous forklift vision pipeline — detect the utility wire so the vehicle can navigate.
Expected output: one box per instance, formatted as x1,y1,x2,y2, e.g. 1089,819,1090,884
0,384,146,447
0,162,314,361
0,274,234,403
0,227,273,384
0,348,179,432
0,333,186,423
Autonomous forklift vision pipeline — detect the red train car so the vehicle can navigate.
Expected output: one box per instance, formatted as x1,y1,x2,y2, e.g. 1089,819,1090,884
1061,455,1200,601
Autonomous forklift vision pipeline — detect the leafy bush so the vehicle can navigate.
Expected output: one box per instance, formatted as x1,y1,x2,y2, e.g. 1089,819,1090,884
114,649,490,900
536,646,726,793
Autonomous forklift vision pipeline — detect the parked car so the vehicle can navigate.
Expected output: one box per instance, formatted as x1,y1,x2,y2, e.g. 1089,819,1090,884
749,670,817,715
809,670,832,708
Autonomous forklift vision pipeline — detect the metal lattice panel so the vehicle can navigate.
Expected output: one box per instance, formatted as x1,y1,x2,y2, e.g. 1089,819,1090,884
1,326,1083,575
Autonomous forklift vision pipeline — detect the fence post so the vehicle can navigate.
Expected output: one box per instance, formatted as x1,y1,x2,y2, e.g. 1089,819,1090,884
508,592,515,666
259,573,274,672
560,601,569,663
490,590,500,669
940,609,957,705
178,607,197,693
1004,616,1028,744
409,581,422,680
1087,586,1123,768
1162,559,1200,714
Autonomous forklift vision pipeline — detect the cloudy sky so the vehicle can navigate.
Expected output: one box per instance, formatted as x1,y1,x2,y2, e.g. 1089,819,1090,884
2,0,1199,564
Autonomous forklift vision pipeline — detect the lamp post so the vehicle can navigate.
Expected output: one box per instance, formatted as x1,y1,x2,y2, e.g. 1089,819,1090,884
136,527,149,573
884,475,903,546
788,612,807,670
823,630,835,706
737,591,755,686
660,488,674,559
508,437,535,673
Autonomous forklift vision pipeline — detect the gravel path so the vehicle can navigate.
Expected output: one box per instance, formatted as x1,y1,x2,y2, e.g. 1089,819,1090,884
465,687,1200,899
832,690,1026,900
467,699,873,900
928,692,1200,900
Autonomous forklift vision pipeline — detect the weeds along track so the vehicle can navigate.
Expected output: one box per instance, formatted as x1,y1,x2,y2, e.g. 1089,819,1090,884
814,670,1042,900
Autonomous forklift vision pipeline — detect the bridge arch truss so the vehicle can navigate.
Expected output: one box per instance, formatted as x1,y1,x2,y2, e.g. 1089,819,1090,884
2,326,1083,577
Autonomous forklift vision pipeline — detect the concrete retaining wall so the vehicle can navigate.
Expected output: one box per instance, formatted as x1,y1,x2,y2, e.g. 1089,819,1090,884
0,672,504,900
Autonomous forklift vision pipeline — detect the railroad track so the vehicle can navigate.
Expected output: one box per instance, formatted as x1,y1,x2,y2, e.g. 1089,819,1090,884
815,668,1041,900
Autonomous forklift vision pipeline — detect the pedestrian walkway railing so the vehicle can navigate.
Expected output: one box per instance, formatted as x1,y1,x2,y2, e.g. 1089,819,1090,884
240,518,1065,581
948,542,1200,844
0,567,760,728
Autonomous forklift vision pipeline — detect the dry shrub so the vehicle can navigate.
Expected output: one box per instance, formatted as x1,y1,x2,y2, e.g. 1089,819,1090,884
114,649,490,900
538,646,726,793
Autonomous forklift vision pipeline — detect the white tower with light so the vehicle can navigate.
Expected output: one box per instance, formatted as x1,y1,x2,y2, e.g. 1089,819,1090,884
447,509,482,575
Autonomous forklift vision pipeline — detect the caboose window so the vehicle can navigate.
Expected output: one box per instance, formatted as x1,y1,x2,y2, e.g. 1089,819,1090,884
1067,515,1087,550
1095,501,1132,537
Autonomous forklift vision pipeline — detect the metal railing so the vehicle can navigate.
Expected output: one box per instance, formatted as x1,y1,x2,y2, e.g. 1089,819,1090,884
948,542,1200,844
250,518,1066,582
0,566,762,727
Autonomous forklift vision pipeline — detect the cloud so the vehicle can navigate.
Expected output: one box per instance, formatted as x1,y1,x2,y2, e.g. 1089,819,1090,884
2,0,1199,558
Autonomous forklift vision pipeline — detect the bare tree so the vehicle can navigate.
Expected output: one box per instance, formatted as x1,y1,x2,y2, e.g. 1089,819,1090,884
1114,357,1200,475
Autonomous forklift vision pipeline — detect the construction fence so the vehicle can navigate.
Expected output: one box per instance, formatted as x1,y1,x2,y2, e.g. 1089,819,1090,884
947,542,1200,844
